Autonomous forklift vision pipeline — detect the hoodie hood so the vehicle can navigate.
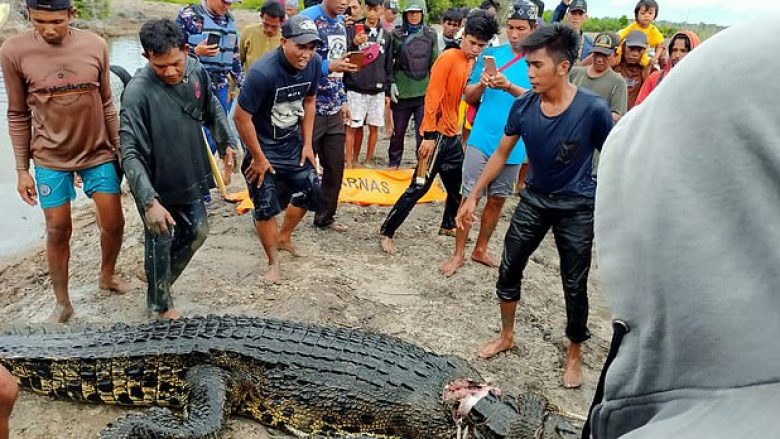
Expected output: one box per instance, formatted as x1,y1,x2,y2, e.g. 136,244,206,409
591,16,780,439
402,0,426,30
662,30,700,74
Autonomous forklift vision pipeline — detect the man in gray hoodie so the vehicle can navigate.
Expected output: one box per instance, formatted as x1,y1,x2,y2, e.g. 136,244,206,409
587,16,780,438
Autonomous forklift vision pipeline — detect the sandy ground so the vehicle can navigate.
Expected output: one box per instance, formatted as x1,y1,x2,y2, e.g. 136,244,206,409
1,130,612,437
0,1,611,437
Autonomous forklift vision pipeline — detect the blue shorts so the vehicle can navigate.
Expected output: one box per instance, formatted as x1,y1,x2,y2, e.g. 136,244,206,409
35,161,121,209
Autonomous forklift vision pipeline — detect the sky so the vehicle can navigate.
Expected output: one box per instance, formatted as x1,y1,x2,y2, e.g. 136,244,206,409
585,0,772,26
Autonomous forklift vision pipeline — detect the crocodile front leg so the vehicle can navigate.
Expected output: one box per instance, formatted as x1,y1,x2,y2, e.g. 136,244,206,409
99,365,231,439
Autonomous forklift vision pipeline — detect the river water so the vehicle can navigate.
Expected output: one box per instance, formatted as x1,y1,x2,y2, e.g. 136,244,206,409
0,35,144,258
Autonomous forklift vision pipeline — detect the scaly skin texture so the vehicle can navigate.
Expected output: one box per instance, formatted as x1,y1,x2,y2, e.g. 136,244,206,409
0,315,580,438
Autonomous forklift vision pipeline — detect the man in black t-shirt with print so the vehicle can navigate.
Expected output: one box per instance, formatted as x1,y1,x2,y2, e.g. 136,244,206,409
234,15,324,284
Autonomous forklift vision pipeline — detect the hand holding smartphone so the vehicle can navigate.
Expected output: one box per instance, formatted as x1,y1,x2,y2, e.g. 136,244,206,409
483,55,497,76
206,33,221,46
344,51,365,71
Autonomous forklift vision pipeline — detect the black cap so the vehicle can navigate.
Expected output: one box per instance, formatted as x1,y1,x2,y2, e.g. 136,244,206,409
569,0,587,12
26,0,72,10
281,15,322,45
624,30,648,48
592,31,619,55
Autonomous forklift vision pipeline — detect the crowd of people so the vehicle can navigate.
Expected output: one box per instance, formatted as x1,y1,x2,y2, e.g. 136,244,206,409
0,0,711,436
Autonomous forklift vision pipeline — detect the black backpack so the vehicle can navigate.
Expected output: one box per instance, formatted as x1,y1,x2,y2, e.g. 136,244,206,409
397,27,435,81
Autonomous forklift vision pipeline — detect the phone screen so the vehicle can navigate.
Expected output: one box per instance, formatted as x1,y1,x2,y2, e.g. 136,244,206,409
483,56,497,76
206,33,221,46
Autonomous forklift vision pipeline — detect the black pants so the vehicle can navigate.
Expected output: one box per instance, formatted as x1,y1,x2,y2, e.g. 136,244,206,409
388,97,424,168
497,188,594,343
312,112,346,227
380,134,463,238
144,202,209,313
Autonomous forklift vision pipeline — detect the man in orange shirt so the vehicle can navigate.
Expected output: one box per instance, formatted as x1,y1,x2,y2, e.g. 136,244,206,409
379,10,498,254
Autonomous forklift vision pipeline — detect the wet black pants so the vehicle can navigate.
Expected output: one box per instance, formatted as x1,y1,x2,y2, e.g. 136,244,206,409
144,202,209,313
380,134,463,238
497,188,594,343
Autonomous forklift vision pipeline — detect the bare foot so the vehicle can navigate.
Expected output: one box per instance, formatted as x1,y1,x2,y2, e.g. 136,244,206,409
477,336,516,359
99,275,133,295
264,261,281,284
46,303,74,324
471,250,500,268
158,309,181,320
380,236,397,255
278,239,305,257
321,222,348,233
563,343,583,388
439,255,465,277
438,227,456,237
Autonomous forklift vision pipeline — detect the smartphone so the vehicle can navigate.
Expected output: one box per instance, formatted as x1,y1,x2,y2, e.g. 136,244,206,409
344,51,365,70
206,33,221,46
483,55,497,76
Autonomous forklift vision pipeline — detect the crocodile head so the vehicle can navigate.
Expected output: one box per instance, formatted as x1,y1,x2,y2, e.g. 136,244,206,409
443,381,581,439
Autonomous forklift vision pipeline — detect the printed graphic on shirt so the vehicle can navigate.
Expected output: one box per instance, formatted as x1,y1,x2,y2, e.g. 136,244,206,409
327,34,347,79
272,82,311,139
39,65,97,105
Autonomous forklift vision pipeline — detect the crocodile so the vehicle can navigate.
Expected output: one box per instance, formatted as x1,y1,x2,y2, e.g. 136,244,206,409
0,315,581,438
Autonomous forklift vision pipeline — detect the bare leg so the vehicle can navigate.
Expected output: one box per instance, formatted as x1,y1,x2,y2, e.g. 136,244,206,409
345,126,357,169
563,342,583,388
43,203,74,323
471,196,505,268
0,365,18,439
92,193,131,294
354,125,364,166
379,235,397,255
254,217,281,284
440,199,475,277
277,205,307,257
365,125,377,165
478,301,518,359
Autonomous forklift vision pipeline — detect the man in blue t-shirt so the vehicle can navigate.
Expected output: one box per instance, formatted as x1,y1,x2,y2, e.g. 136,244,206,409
300,0,359,232
234,15,324,284
440,0,537,277
458,24,613,389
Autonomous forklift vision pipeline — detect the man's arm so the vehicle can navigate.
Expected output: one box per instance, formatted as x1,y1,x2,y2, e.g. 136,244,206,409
203,69,235,157
239,28,249,68
99,40,121,151
551,0,570,23
591,101,615,152
230,33,244,86
457,134,520,228
418,55,448,140
464,54,487,106
300,95,317,166
383,33,395,95
119,92,158,211
2,46,37,205
1,47,31,172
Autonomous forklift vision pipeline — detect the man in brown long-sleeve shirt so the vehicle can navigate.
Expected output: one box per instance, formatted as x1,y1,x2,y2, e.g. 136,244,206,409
1,0,130,323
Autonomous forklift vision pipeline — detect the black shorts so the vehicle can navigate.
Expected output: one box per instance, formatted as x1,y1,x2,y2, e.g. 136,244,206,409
242,159,322,221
